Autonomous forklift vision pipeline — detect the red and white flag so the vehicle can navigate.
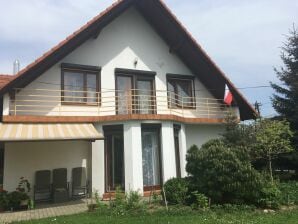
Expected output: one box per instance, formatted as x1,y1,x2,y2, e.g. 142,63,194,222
224,84,233,105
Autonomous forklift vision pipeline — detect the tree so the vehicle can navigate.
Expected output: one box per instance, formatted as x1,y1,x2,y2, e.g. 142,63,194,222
222,112,294,180
254,119,293,183
222,110,256,160
271,26,298,147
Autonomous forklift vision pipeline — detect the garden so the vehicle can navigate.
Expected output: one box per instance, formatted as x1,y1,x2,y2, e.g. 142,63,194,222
11,114,298,224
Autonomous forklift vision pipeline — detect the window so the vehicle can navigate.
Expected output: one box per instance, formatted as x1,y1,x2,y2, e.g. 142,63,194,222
115,69,156,115
61,63,100,105
104,125,125,192
141,124,162,190
173,125,181,178
0,147,4,187
167,75,195,108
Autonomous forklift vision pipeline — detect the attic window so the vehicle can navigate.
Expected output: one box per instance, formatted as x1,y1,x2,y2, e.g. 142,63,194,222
167,74,195,109
61,63,101,105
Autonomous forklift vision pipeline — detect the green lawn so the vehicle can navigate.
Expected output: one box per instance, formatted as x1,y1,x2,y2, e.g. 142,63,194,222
15,208,298,224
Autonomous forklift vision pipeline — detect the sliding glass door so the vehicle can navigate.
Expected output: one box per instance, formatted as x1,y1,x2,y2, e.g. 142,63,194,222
142,126,162,189
104,126,124,192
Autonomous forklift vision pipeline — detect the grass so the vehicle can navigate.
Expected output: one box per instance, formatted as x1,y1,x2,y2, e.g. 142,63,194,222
14,207,298,224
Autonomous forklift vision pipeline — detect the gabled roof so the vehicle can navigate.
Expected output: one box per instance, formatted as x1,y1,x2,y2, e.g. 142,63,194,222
0,75,14,90
0,0,257,120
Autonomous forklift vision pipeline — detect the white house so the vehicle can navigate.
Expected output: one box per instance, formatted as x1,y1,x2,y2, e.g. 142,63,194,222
0,0,256,198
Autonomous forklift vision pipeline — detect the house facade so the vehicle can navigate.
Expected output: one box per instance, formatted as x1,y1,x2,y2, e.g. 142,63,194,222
0,0,256,197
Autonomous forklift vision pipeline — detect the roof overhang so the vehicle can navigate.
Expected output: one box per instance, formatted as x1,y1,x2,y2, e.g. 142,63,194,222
0,123,103,142
0,0,257,120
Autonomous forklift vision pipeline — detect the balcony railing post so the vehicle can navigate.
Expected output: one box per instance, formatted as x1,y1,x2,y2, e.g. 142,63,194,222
97,92,100,115
182,96,184,117
59,95,61,116
14,89,17,116
207,98,210,118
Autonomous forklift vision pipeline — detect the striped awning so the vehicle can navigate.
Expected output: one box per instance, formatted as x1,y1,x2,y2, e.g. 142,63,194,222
0,123,103,142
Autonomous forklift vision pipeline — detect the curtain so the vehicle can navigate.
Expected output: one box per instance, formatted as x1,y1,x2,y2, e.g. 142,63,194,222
142,131,160,186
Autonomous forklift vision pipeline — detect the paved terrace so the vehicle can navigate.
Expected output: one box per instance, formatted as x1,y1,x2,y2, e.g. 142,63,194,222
0,200,88,224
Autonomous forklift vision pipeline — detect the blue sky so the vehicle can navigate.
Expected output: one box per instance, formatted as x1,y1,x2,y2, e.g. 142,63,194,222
0,0,297,117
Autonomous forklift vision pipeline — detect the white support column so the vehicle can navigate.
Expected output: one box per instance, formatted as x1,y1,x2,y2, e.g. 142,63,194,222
179,124,188,177
161,122,176,182
124,122,143,194
3,93,10,115
91,125,105,196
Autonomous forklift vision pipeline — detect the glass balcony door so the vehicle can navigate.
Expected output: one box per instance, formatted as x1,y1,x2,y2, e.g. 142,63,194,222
136,79,155,114
116,75,133,114
116,72,156,115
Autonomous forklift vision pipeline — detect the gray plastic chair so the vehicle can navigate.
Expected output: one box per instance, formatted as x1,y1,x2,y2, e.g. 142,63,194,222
52,168,69,203
72,167,88,198
34,170,51,202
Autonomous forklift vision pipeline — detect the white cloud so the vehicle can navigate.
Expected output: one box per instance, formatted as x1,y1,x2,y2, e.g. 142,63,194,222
0,0,112,43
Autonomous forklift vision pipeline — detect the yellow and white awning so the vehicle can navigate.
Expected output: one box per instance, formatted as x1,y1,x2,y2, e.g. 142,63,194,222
0,123,104,142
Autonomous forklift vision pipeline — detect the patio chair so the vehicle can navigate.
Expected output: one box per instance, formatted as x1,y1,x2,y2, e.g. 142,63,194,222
34,170,51,202
71,167,88,198
52,168,69,203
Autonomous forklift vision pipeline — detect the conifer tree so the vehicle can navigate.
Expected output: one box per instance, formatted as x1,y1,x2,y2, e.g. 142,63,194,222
271,26,298,148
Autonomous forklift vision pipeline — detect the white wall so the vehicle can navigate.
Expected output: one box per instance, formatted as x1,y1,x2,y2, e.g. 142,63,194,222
185,124,225,150
3,141,91,195
7,6,222,117
123,122,143,193
179,124,188,178
161,122,176,182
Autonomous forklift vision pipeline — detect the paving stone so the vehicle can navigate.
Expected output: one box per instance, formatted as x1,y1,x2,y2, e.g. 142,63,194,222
0,200,88,223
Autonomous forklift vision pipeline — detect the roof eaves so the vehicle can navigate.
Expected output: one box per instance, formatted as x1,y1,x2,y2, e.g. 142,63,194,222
0,0,127,94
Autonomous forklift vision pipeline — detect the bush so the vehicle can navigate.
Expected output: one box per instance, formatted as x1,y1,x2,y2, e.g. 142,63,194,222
0,190,8,210
125,190,143,212
259,183,281,209
186,140,264,205
7,191,29,210
163,178,188,205
277,181,298,205
109,187,145,216
189,191,209,209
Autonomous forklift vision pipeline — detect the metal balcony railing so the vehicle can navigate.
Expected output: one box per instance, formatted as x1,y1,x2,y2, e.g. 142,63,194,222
8,88,235,119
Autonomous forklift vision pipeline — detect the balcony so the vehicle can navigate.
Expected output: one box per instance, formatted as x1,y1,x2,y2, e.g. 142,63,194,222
6,88,236,123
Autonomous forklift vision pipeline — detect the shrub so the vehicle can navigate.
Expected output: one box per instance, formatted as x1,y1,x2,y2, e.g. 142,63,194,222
125,190,143,211
189,191,209,209
150,191,162,205
259,183,281,209
163,178,188,205
110,187,126,216
186,140,264,205
0,190,8,210
7,191,29,210
277,181,298,205
109,187,145,216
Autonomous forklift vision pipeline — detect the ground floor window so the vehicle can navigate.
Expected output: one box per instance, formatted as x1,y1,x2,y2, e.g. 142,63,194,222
104,125,124,192
0,147,4,187
141,124,162,190
174,125,181,178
